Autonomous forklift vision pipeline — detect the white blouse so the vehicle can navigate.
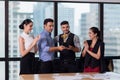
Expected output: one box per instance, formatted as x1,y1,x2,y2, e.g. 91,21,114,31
20,32,35,53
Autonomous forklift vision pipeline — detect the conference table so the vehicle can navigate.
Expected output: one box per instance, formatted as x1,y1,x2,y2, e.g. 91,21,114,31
20,72,120,80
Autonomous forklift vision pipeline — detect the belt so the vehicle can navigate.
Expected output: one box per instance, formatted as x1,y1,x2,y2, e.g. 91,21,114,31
40,59,52,63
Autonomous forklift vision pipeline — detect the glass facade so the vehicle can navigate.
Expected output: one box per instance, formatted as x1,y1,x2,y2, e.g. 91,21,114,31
9,61,20,80
0,1,5,80
104,4,120,73
0,62,5,80
0,1,5,57
104,4,120,56
113,59,120,73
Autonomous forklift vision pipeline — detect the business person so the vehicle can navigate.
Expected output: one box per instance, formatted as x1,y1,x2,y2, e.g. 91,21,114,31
55,21,81,73
38,18,65,73
82,27,104,72
19,19,40,74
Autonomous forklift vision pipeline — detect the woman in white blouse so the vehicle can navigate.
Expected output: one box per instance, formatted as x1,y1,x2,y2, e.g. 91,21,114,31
19,19,40,74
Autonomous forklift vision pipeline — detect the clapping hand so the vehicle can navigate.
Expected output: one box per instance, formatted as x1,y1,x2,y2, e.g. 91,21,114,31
84,41,89,51
32,35,40,46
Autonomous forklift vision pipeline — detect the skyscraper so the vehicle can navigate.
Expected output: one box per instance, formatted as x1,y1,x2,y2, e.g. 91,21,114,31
33,3,74,36
58,3,74,34
33,2,53,36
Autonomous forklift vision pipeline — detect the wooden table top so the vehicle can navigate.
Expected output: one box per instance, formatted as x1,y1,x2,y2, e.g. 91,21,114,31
20,72,103,80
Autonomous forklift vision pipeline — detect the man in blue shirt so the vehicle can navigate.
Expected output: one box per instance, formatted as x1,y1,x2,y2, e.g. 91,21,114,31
38,18,65,73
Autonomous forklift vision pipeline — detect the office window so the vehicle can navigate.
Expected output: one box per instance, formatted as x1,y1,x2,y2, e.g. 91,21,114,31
58,3,99,57
0,62,5,80
9,1,54,58
113,59,120,73
104,4,120,56
0,1,5,57
9,61,20,80
104,4,120,73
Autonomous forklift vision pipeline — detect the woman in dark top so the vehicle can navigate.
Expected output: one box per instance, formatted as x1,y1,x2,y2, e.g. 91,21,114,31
19,19,40,74
82,27,104,72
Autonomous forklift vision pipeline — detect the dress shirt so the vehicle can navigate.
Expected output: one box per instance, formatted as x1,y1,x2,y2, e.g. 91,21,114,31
38,30,54,62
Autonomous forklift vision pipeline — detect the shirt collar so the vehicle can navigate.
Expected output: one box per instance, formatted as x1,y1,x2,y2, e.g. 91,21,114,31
44,29,51,36
23,32,30,37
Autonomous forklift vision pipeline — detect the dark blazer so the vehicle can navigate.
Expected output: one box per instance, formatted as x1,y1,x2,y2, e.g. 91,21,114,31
82,39,105,72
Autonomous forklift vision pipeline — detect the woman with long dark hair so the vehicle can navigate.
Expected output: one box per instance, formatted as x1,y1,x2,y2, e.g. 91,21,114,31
82,27,104,72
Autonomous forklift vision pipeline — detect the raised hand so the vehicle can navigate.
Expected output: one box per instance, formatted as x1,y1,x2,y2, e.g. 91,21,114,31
32,35,40,46
84,41,89,51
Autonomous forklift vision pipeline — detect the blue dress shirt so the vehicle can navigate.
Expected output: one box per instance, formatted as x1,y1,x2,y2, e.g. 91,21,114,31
38,30,54,62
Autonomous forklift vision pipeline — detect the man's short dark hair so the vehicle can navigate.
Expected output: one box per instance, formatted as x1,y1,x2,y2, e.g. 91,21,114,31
60,21,69,25
44,18,54,25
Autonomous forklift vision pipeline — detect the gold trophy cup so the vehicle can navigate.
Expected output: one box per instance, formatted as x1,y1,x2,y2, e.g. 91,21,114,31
61,34,68,47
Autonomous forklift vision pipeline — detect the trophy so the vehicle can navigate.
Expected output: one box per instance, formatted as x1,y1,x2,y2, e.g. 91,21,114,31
61,34,69,47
